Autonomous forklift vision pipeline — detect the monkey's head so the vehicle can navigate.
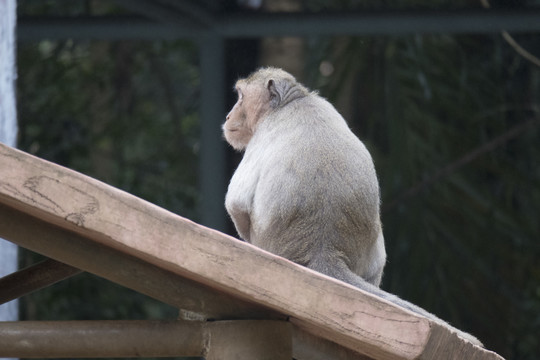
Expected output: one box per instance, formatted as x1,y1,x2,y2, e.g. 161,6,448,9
223,67,309,151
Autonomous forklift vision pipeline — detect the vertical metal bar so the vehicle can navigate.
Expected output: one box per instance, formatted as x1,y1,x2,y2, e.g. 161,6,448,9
198,34,227,231
0,0,19,337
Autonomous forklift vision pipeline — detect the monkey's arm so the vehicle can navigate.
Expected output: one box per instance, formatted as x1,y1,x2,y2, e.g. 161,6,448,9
227,204,252,242
225,180,254,242
225,149,260,243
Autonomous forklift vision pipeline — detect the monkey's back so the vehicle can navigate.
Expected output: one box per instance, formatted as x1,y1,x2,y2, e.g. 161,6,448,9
242,94,384,277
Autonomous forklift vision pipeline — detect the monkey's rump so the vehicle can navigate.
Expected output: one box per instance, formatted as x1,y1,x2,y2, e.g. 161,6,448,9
228,94,383,280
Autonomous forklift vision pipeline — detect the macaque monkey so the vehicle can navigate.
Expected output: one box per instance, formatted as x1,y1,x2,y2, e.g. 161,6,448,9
223,67,481,346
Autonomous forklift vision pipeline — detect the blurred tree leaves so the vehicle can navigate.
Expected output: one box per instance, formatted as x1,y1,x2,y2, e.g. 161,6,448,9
305,30,539,358
15,1,540,359
18,40,200,219
17,38,201,324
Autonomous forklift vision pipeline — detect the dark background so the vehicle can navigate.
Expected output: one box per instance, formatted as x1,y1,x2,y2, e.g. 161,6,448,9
14,0,540,359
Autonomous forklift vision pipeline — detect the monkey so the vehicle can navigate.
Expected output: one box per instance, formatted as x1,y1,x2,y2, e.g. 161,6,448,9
223,67,482,346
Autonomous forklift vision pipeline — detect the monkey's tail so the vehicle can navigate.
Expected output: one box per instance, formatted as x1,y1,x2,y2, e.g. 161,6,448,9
307,257,483,347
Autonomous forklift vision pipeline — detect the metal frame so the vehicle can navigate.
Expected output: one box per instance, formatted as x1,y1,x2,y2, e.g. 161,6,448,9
17,10,540,40
16,2,540,231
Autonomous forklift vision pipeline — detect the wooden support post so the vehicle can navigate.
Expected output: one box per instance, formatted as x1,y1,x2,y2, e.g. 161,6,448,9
205,319,292,360
292,324,374,360
0,320,292,359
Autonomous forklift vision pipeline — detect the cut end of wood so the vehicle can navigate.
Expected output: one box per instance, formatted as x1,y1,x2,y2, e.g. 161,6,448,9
421,322,505,360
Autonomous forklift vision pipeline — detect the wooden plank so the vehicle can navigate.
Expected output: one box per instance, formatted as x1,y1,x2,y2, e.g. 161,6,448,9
0,143,503,360
0,202,280,320
0,320,206,358
0,258,82,305
0,320,292,359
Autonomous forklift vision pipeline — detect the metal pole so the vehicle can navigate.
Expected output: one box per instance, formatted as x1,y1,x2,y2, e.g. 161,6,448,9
17,10,540,41
198,34,227,231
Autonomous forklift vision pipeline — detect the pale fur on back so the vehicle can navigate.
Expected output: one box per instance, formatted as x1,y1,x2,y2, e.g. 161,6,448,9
224,68,483,346
226,84,386,285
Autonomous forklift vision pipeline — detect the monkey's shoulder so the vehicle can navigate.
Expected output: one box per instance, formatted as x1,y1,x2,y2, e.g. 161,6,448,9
255,120,373,172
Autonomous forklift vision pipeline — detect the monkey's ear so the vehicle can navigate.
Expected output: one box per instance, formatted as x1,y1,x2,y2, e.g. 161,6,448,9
267,79,281,108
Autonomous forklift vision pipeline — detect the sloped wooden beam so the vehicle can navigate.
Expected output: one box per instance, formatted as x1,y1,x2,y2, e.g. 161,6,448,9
0,202,279,320
0,143,503,360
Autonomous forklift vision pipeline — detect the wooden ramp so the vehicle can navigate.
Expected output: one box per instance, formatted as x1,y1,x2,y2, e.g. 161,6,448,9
0,143,503,360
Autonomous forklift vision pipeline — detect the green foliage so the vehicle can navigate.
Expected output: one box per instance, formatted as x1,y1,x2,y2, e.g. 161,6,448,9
15,1,540,359
18,40,200,219
17,39,200,325
306,32,540,359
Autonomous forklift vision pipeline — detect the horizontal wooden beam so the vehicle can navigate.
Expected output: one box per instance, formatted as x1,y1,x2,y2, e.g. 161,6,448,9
17,9,540,41
0,143,503,360
0,320,292,359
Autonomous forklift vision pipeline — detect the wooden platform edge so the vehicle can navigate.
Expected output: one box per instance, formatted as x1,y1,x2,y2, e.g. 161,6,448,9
0,143,503,360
